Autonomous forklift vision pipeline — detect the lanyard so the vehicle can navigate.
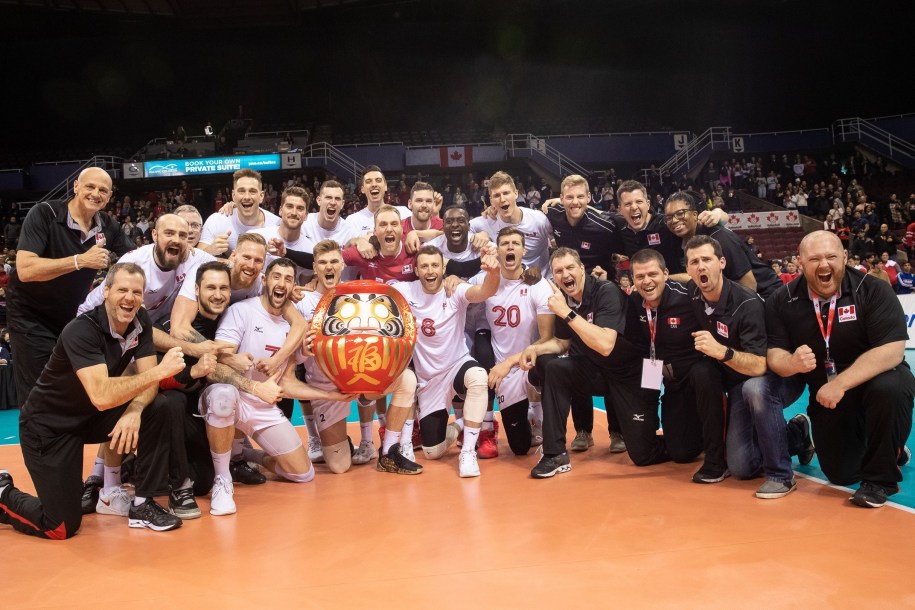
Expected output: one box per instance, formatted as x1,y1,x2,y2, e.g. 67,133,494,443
811,291,837,360
645,305,657,361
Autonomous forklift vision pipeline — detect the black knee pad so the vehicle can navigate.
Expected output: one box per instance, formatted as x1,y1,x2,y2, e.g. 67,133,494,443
473,329,496,371
500,401,532,455
419,410,449,447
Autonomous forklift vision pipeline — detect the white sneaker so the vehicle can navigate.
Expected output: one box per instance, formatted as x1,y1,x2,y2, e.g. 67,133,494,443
209,475,236,516
307,435,325,463
96,486,131,516
351,439,378,465
459,450,481,478
400,441,416,462
530,420,543,447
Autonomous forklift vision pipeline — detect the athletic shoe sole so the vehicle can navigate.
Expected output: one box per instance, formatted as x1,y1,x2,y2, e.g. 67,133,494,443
376,458,423,475
755,483,797,499
128,518,182,531
531,464,572,479
169,507,202,520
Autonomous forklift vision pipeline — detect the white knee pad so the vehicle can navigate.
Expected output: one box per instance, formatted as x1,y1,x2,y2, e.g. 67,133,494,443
387,368,417,409
274,463,316,483
461,366,489,423
253,422,303,457
422,440,449,460
200,384,239,428
323,439,353,474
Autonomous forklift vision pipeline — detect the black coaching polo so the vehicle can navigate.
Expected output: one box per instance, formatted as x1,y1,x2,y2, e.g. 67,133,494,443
20,305,156,433
689,277,767,387
613,213,686,274
7,199,136,333
698,224,782,299
547,206,622,273
766,266,910,394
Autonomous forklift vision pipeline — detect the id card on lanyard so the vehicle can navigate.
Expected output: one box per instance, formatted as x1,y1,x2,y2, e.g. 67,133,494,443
811,291,838,381
641,305,663,390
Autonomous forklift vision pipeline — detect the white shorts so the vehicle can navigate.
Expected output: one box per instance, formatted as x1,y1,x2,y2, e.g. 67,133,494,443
416,357,476,420
493,366,531,408
198,385,287,438
309,379,351,432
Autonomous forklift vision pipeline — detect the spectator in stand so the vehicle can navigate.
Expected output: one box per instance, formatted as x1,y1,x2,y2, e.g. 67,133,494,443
779,261,800,285
756,173,768,199
746,236,761,259
867,261,892,285
766,171,779,202
135,213,150,239
835,217,851,249
617,274,633,295
121,216,137,240
880,252,898,286
850,228,875,261
539,178,552,204
874,224,897,259
897,262,915,294
453,186,467,207
3,216,21,250
526,183,541,209
770,259,783,275
441,184,454,208
823,210,837,231
792,155,805,182
397,181,410,206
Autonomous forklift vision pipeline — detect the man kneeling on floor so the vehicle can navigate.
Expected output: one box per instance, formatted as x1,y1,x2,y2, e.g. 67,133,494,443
0,263,187,537
199,258,353,515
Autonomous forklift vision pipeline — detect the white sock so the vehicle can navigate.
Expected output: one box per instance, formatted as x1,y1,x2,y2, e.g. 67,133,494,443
360,421,372,443
529,401,543,423
231,437,244,460
382,430,402,454
454,417,465,431
462,427,481,452
402,418,415,440
212,450,231,480
133,496,147,506
483,410,494,431
103,465,121,489
304,415,319,439
91,457,105,479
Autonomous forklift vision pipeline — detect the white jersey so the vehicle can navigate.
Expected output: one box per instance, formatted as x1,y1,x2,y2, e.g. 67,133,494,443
344,205,412,235
177,268,262,304
391,280,471,382
301,215,362,281
425,234,491,263
469,207,553,273
199,208,281,253
77,245,216,323
216,297,291,408
248,225,313,284
473,275,553,361
293,290,330,383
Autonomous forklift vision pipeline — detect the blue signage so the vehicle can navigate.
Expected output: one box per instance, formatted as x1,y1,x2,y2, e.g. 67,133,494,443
143,154,281,177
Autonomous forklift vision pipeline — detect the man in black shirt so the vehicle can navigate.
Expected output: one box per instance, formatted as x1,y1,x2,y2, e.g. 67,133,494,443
7,167,135,407
524,248,665,478
0,263,186,538
627,249,727,483
685,235,799,499
767,231,915,508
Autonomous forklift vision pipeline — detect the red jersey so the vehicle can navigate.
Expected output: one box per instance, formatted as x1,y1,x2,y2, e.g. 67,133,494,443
342,243,417,284
402,215,444,235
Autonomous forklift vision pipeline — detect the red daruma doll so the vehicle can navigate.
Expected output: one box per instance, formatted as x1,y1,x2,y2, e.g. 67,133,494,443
310,281,417,394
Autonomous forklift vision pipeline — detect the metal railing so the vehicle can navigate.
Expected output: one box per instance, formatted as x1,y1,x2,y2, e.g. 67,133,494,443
302,142,364,183
504,133,589,178
833,117,915,168
642,126,732,185
16,155,125,211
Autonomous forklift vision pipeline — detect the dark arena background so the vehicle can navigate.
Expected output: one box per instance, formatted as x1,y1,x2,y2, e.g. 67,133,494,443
2,1,915,608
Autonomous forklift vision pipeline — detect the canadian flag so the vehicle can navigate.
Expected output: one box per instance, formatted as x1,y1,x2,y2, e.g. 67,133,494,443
440,146,473,168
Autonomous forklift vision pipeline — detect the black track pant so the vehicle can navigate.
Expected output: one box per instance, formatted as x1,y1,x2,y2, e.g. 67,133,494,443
0,395,178,540
661,359,726,470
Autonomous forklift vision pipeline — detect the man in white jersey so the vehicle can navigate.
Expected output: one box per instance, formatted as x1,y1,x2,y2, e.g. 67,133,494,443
302,180,362,280
475,227,554,456
198,168,281,256
75,214,216,515
199,258,353,515
391,245,500,477
471,171,553,275
249,186,313,285
294,240,422,475
345,165,411,237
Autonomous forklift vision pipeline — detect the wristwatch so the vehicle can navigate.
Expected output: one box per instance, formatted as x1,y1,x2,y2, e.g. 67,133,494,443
565,310,578,323
721,347,735,362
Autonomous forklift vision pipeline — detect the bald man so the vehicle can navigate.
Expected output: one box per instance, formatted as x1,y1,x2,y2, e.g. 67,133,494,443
6,166,136,406
766,230,915,508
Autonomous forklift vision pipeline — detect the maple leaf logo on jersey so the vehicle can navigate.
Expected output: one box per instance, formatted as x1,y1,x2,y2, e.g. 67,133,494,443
648,233,661,245
838,305,857,322
520,288,528,296
668,317,680,327
587,313,594,322
716,321,728,338
403,264,413,274
581,241,591,250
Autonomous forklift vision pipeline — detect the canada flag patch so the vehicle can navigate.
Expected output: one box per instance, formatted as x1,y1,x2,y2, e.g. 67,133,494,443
581,241,591,250
648,233,661,246
668,317,680,327
95,233,107,246
403,264,413,274
838,305,857,322
716,321,729,338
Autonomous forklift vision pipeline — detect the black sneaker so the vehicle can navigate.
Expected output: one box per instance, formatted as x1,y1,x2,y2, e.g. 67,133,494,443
128,498,182,531
790,413,815,465
376,443,423,475
0,470,11,525
230,460,266,485
531,453,571,479
899,445,912,467
692,465,731,484
81,475,102,515
850,481,889,508
168,487,202,520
